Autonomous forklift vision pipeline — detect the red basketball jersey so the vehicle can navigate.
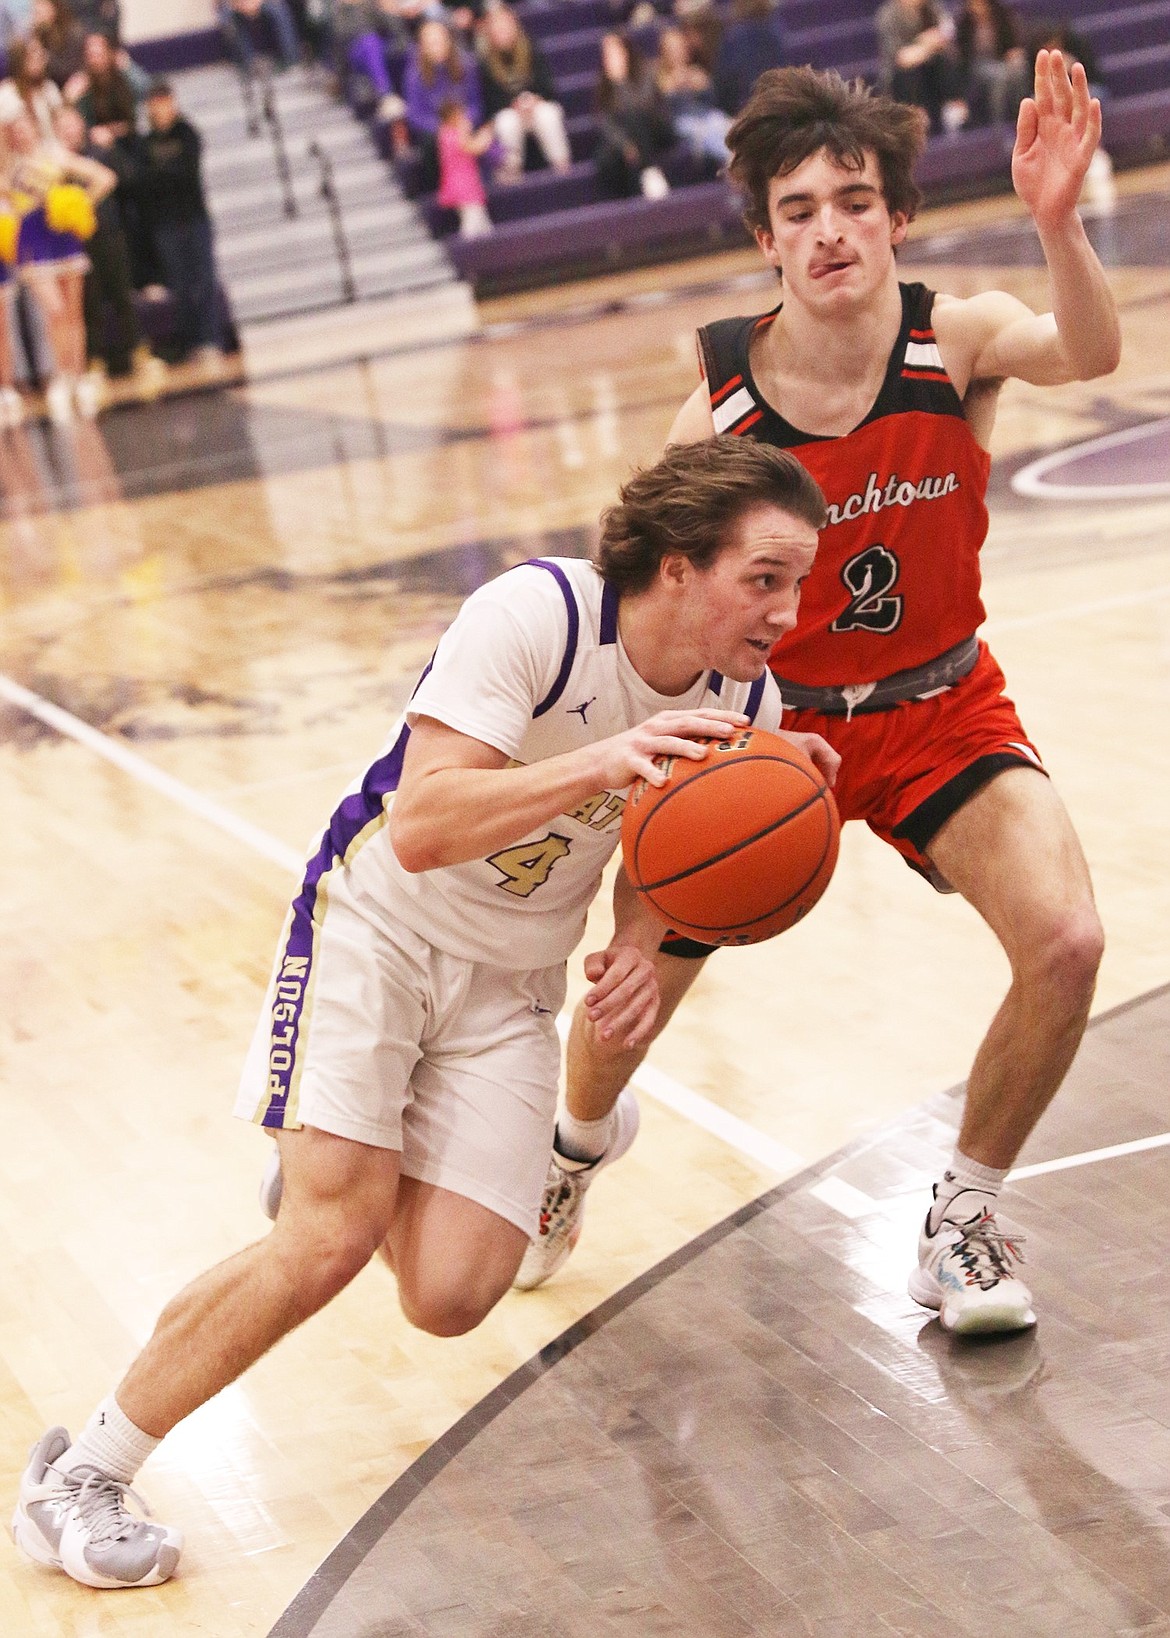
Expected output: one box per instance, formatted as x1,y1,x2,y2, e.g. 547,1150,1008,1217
698,283,991,688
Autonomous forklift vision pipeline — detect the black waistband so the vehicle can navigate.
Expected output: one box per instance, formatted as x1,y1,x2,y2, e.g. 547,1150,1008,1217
774,636,980,717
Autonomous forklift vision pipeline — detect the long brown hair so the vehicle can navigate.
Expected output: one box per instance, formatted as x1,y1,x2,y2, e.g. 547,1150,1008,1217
6,37,48,98
481,7,533,91
596,439,826,594
727,66,928,234
417,22,465,89
34,0,78,55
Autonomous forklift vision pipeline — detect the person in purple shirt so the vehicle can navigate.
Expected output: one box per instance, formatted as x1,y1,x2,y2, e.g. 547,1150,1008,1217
403,17,484,189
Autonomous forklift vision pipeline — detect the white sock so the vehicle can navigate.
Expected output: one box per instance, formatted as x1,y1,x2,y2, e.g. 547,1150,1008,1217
58,1394,161,1484
553,1106,614,1165
928,1149,1007,1233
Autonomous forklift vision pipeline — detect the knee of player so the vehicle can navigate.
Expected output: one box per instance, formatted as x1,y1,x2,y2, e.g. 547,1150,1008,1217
1020,902,1104,998
272,1216,383,1312
398,1271,505,1338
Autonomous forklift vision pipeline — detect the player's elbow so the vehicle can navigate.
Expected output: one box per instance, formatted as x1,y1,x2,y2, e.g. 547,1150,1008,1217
388,806,442,873
1070,327,1122,380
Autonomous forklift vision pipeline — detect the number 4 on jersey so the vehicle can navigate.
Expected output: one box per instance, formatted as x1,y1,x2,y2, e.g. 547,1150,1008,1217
487,832,572,897
831,544,904,634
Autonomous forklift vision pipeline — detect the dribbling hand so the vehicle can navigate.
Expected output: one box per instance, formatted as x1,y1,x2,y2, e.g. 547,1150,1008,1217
594,708,750,793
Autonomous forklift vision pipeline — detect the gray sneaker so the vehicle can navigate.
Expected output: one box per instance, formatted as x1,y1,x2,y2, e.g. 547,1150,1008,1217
12,1427,182,1589
513,1088,640,1291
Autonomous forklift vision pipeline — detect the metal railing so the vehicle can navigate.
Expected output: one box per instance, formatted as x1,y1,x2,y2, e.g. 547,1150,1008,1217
256,60,298,221
230,55,362,305
308,140,357,303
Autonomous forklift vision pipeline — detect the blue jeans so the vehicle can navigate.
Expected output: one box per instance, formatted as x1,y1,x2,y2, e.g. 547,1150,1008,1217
154,215,222,354
218,0,299,72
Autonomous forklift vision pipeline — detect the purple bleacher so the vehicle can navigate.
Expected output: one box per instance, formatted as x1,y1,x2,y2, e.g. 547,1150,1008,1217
355,0,1170,291
542,27,608,76
445,179,745,283
422,143,714,235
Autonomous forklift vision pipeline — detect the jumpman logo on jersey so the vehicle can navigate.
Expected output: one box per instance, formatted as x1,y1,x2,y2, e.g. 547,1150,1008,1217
567,696,597,724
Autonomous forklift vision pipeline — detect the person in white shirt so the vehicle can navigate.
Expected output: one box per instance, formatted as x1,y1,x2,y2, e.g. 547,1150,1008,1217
13,434,836,1591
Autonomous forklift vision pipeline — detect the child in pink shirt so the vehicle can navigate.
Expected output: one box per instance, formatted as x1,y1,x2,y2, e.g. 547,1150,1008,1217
436,99,493,237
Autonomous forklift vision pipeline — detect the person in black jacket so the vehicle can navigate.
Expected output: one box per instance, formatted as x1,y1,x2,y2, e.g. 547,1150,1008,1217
593,31,675,199
133,81,225,365
478,5,571,179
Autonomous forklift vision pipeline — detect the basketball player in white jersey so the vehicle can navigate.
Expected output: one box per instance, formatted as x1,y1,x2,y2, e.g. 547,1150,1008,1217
13,437,837,1589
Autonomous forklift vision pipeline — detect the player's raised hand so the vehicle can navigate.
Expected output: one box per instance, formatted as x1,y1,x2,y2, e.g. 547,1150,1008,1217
594,707,749,791
1012,49,1101,229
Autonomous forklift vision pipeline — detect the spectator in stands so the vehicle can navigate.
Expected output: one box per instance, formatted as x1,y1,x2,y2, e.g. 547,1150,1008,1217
0,35,64,138
332,0,410,121
954,0,1028,123
54,101,160,389
1028,18,1104,97
403,18,484,191
478,4,571,180
594,31,674,200
32,0,86,87
285,0,330,61
654,23,730,167
674,2,722,75
71,0,121,40
132,81,226,368
711,0,785,116
0,161,24,424
875,0,963,133
66,30,139,145
217,0,301,76
6,104,115,418
435,95,493,233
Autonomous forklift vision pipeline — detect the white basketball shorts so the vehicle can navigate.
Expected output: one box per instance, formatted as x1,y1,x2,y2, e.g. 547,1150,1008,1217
234,864,567,1237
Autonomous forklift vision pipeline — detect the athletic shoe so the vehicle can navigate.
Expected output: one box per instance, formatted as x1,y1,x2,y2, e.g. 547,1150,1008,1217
74,372,104,418
45,377,74,425
909,1192,1036,1334
513,1087,640,1291
259,1143,282,1220
0,385,24,427
12,1427,182,1589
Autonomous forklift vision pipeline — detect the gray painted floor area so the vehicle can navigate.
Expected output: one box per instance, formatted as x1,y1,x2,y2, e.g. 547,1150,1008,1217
274,988,1170,1637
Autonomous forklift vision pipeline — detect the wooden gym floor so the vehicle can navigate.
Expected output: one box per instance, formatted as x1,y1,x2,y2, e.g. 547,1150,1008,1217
1,165,1168,1636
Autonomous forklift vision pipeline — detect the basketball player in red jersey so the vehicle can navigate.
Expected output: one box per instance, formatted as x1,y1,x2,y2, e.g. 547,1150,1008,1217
518,53,1120,1335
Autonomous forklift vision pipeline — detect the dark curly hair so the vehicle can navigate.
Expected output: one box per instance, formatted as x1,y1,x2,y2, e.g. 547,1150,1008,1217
728,67,929,235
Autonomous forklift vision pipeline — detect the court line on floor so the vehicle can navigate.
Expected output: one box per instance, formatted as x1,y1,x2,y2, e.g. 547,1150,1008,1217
1009,1130,1170,1179
863,1126,1170,1213
0,672,304,875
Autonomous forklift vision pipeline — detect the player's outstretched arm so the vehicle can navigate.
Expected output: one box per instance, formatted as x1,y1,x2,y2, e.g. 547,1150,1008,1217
390,708,749,873
954,50,1120,389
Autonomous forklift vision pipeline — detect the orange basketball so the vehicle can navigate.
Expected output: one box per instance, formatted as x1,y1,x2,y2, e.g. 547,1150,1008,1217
621,726,840,946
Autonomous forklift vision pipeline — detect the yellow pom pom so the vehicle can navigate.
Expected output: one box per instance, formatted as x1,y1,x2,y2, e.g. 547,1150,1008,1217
0,210,17,266
45,183,97,240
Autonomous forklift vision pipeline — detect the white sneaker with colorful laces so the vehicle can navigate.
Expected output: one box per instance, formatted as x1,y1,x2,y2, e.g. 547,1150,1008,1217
513,1087,640,1291
12,1427,183,1588
909,1192,1036,1334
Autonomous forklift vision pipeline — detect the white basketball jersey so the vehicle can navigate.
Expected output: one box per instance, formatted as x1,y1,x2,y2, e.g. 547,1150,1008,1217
301,558,782,968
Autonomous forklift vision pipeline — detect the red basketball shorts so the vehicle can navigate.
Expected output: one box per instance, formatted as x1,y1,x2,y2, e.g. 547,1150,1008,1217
780,642,1047,884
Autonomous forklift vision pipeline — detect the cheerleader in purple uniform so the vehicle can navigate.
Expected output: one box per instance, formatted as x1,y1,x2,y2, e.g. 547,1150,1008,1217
4,108,115,421
0,181,20,427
